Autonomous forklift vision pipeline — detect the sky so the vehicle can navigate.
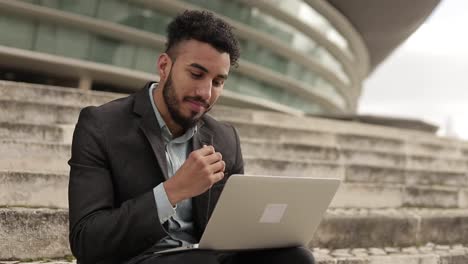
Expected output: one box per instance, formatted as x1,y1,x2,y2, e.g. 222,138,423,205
358,0,468,140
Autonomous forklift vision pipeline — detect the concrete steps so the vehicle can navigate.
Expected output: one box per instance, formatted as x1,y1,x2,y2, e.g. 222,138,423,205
3,100,465,160
230,118,467,159
0,100,81,125
1,138,466,209
1,81,466,158
1,85,467,161
0,261,75,264
3,101,465,174
0,122,66,143
3,136,465,175
211,108,468,159
2,207,468,260
0,208,69,260
241,138,467,171
3,167,465,209
312,208,468,248
312,244,468,264
3,246,468,264
0,81,123,107
0,171,68,208
0,140,70,172
2,81,468,262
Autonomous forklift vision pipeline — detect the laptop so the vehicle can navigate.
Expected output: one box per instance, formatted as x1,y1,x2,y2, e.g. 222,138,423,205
154,174,341,255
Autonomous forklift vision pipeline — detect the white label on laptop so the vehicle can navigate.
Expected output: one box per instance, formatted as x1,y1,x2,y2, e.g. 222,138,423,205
259,204,288,223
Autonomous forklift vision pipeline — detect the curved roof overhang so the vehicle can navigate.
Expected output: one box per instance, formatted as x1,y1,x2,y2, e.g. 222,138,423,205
326,0,442,71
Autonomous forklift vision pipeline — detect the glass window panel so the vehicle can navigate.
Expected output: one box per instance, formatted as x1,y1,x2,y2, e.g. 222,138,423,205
40,0,60,8
89,36,121,64
179,0,349,84
222,0,250,21
96,0,142,28
227,72,327,114
225,73,242,92
134,47,159,73
112,43,136,68
301,72,318,85
35,23,57,54
140,10,172,35
59,0,98,17
0,15,35,50
276,0,350,52
55,27,90,59
96,0,128,21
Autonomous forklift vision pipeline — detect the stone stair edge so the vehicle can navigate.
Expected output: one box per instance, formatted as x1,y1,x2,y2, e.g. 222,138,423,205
0,80,127,98
248,158,468,178
342,182,467,191
325,207,468,216
2,206,468,259
2,81,468,262
312,245,468,264
0,99,85,110
1,138,70,146
2,206,467,217
3,137,466,164
2,170,466,209
0,121,64,129
1,166,464,187
213,112,468,147
3,244,468,264
0,170,67,177
2,144,464,176
1,101,466,151
2,120,464,160
1,79,466,147
0,123,456,160
344,162,468,174
242,137,468,160
2,244,468,264
2,80,467,147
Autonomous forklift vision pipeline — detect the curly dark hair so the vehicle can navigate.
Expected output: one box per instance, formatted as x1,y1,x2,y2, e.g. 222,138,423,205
165,10,240,67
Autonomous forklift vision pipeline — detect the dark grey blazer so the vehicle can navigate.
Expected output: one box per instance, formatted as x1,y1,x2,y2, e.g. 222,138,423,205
68,82,244,264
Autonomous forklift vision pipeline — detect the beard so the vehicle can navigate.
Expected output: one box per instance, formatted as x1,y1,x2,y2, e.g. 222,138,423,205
162,70,212,131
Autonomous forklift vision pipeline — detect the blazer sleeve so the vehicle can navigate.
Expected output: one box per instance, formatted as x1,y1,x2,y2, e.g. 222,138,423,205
68,107,168,263
231,125,244,175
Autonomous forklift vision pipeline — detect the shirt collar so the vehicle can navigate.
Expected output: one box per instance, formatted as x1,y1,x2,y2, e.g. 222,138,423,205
149,83,197,142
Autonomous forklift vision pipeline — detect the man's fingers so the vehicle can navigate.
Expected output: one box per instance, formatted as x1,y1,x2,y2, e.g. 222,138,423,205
196,145,215,156
204,152,223,165
211,171,225,184
209,160,225,174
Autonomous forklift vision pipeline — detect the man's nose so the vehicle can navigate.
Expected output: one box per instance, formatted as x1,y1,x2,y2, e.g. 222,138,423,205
195,80,212,100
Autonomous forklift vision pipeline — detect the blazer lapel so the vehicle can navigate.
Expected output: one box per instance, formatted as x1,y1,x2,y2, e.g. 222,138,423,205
192,123,215,236
133,82,169,180
134,82,214,238
193,122,213,150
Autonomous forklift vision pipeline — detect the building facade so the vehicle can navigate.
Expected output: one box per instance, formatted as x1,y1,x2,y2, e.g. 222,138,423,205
0,0,439,115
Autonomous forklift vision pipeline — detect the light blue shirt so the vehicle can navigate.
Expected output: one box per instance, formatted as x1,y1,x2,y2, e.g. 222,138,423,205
150,84,198,246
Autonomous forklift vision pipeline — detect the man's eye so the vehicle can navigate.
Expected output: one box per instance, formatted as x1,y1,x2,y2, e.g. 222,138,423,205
191,72,202,78
213,80,224,87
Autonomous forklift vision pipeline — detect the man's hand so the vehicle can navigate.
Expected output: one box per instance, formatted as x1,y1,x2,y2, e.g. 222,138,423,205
164,145,225,206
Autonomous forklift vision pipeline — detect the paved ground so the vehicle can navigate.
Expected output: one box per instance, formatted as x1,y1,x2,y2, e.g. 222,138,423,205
2,243,468,264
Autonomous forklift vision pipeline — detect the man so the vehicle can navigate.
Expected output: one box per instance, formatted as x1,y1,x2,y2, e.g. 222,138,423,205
68,10,315,264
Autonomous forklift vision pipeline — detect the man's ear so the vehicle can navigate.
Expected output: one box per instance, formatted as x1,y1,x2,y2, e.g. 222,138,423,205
157,53,173,82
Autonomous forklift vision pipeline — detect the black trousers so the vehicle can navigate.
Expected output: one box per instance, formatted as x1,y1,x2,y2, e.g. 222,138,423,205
133,247,315,264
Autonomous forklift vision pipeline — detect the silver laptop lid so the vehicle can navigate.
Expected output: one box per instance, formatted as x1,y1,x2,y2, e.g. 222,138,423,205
199,175,341,251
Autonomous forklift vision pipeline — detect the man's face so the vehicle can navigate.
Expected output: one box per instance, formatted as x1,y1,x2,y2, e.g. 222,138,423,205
160,40,231,130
